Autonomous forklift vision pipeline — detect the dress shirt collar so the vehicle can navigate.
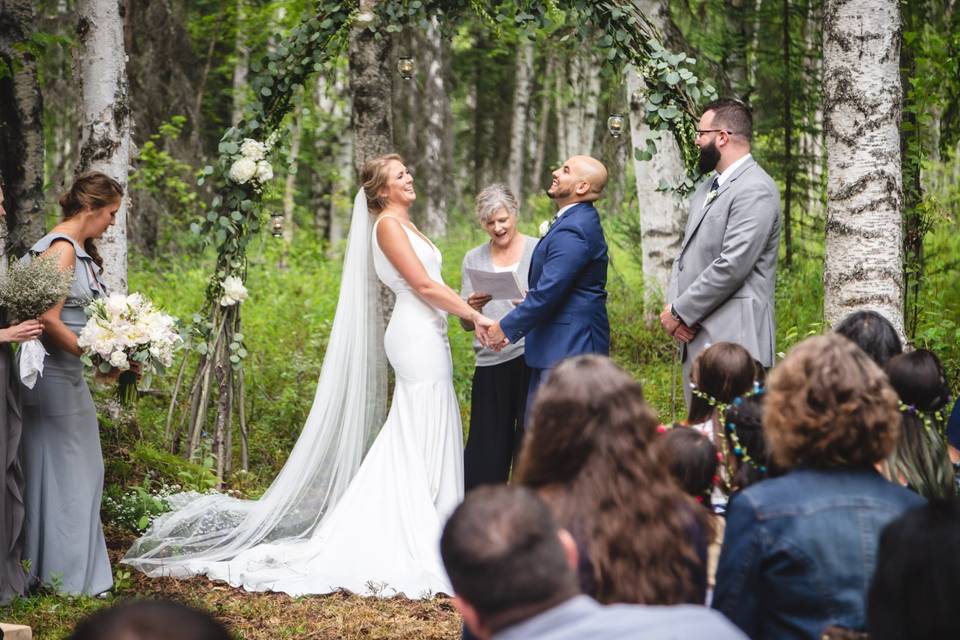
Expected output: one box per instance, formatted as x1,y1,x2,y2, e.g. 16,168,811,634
714,152,752,188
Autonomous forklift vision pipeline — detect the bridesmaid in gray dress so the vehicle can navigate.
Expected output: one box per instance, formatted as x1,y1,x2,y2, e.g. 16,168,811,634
0,183,43,603
20,172,123,595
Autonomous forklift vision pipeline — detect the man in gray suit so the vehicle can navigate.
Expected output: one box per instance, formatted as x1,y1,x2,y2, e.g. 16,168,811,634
441,485,746,640
661,99,781,405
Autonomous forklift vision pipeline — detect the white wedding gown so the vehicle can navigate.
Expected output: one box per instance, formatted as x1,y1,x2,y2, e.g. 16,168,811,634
196,218,463,597
124,201,464,599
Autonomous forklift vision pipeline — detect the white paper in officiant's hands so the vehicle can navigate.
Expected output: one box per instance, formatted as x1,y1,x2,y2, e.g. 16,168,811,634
464,267,527,301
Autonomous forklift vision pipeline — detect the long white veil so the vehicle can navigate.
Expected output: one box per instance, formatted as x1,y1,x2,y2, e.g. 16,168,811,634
123,191,388,576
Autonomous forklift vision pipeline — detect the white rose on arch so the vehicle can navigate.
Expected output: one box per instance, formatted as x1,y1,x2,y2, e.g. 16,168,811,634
229,157,258,184
219,275,249,307
240,138,267,161
255,160,274,182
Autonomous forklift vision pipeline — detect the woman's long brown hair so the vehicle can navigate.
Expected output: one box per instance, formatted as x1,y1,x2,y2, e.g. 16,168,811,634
515,355,711,605
58,171,123,269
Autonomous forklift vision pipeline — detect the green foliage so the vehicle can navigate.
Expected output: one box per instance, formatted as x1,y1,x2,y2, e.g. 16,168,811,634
102,475,172,534
129,443,219,493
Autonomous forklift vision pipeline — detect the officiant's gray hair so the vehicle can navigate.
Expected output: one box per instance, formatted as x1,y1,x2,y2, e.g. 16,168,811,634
475,184,519,225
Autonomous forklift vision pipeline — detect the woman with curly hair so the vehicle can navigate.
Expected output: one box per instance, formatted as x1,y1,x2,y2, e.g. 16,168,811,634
514,354,711,605
712,334,924,639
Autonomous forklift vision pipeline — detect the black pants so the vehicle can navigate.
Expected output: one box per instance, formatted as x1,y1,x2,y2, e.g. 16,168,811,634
463,355,531,492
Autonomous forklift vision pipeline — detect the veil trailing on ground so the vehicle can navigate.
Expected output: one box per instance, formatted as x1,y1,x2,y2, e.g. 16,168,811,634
123,191,388,576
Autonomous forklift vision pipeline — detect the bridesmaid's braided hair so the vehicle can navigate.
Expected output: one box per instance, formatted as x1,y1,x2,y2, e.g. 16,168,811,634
360,154,403,214
58,171,123,269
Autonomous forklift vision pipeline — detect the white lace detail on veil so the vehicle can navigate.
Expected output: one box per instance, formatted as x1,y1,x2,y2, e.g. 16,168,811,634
123,191,388,576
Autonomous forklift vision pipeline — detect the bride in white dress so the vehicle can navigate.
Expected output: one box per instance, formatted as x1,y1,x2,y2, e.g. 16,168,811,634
123,154,493,598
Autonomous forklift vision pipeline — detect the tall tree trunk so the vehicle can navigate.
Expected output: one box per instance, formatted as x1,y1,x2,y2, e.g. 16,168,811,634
329,64,353,245
556,48,601,159
76,0,133,294
349,0,393,173
231,0,248,127
823,0,904,335
281,90,303,246
508,40,534,203
627,67,687,307
724,0,752,101
530,53,556,199
0,0,46,257
782,0,794,268
417,17,449,237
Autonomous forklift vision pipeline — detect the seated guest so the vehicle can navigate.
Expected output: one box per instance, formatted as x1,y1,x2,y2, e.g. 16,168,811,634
868,500,960,640
713,334,925,639
68,599,232,639
722,394,775,493
514,355,711,605
656,428,723,593
884,350,955,499
459,184,537,490
833,309,902,367
441,484,747,640
949,398,960,487
685,342,759,509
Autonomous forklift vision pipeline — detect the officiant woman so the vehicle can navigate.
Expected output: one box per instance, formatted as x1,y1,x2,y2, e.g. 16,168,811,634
459,184,537,490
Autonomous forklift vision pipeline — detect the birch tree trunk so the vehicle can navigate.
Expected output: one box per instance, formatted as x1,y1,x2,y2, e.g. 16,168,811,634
76,0,132,294
418,17,449,237
530,54,556,198
627,67,687,306
350,0,393,173
230,0,249,127
329,65,353,245
556,49,601,159
822,0,904,335
281,90,303,246
508,41,534,202
0,0,46,257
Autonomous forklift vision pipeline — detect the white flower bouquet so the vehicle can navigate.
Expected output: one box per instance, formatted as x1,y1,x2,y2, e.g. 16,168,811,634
77,292,182,404
0,252,73,389
227,137,274,187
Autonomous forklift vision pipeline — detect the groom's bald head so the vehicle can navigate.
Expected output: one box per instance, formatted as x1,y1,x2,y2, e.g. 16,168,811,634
548,155,609,207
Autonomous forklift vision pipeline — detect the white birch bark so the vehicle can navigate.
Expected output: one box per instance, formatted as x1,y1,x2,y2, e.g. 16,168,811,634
627,67,687,305
230,0,248,127
530,54,556,197
419,17,447,237
281,91,303,244
557,49,601,158
76,0,132,294
329,64,353,245
822,0,904,334
508,41,534,202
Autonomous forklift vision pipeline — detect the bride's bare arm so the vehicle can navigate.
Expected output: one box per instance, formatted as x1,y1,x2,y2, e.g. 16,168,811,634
376,217,492,327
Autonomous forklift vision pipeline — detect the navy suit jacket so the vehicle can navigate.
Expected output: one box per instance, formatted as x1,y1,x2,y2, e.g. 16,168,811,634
499,201,610,370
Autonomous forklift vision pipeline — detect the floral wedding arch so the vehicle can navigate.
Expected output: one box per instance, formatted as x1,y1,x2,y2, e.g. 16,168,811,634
167,0,715,481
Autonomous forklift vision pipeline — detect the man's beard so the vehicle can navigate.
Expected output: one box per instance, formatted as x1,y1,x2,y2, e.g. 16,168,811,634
547,183,573,200
698,140,721,174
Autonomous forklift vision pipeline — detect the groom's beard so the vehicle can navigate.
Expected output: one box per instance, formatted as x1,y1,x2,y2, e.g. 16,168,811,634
698,140,720,174
547,184,573,200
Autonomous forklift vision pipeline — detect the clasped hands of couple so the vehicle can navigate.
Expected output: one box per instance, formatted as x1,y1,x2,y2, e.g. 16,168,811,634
466,292,512,352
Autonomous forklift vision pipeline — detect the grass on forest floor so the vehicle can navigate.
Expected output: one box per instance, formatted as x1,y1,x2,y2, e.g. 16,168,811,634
1,529,461,639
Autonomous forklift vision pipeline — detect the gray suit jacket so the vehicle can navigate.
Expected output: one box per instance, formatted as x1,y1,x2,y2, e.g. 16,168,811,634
492,595,747,640
667,157,781,367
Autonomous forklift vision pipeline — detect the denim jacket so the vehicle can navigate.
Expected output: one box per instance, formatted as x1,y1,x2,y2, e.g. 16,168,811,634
712,467,924,639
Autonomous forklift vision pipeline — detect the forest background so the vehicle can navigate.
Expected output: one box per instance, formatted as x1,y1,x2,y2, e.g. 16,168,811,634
0,0,958,637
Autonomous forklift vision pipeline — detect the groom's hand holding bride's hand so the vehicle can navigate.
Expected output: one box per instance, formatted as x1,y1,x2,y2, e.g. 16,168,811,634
471,311,496,347
484,321,509,352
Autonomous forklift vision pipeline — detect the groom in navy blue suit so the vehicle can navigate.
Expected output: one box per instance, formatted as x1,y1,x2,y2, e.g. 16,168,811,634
487,155,611,416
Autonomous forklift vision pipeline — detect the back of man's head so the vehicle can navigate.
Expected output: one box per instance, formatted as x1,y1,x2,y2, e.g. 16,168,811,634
69,600,232,640
703,98,753,143
441,485,579,626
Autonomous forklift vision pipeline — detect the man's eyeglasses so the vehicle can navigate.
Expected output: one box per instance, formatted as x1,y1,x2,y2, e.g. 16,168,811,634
695,129,731,137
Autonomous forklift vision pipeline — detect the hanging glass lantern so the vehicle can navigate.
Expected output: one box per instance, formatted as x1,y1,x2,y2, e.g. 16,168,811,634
607,114,625,138
397,56,415,80
270,213,284,238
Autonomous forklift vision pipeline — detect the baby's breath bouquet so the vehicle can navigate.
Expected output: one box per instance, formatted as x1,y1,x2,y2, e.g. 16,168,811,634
0,252,73,389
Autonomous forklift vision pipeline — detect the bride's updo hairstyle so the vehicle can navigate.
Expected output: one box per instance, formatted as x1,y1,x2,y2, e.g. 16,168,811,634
59,171,123,269
361,153,404,214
